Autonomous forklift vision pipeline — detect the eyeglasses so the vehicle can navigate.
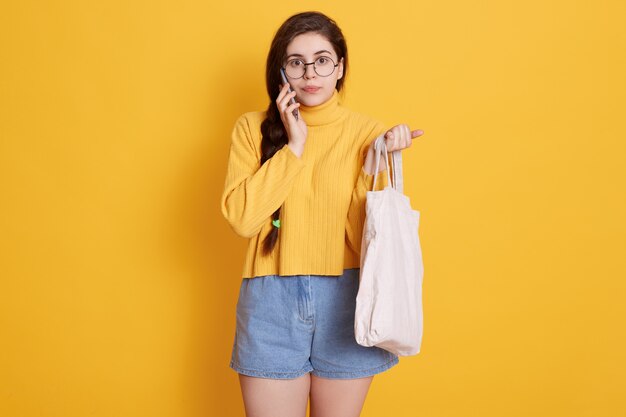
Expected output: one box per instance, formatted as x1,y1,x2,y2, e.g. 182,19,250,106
282,56,339,79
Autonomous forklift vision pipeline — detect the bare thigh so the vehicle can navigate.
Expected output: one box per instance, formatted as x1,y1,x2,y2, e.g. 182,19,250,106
310,374,374,417
238,372,311,417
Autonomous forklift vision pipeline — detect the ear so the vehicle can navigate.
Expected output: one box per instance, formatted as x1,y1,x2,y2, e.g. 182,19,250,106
337,57,344,80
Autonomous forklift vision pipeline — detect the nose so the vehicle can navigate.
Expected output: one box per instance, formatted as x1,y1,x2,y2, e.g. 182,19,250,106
303,63,316,79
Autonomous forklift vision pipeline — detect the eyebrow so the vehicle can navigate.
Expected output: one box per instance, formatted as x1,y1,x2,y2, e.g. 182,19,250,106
286,50,334,59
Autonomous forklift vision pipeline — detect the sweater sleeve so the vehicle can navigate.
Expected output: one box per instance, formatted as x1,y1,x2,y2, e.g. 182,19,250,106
345,125,389,257
220,114,306,238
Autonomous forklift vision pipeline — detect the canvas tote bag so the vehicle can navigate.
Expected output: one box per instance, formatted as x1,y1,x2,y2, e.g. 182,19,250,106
354,134,424,356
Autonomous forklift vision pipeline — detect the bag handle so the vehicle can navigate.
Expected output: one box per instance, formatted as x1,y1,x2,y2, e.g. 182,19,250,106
372,134,404,193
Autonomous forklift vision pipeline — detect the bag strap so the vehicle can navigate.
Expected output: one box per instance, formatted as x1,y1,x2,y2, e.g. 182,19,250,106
372,134,404,193
372,135,391,191
391,148,404,193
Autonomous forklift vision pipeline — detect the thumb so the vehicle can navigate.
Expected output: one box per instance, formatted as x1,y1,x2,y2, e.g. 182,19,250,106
411,129,424,138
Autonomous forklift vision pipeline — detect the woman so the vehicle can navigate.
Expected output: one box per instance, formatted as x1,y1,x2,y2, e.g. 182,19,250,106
220,11,424,417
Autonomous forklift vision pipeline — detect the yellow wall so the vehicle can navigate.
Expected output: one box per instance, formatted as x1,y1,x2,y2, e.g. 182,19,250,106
1,1,624,416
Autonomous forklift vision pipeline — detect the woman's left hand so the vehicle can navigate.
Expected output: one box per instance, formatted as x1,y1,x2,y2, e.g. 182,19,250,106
362,124,425,175
384,124,424,152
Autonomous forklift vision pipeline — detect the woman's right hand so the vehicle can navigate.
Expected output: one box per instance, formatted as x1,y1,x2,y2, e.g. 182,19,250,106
277,83,307,157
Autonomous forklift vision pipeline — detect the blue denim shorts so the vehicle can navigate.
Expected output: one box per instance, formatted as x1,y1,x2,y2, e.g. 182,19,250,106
229,267,399,379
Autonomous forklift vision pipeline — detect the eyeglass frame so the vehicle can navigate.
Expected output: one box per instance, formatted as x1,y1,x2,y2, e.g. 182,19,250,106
281,56,341,79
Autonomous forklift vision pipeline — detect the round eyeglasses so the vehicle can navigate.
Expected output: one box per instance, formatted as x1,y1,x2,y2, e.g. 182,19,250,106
282,56,339,79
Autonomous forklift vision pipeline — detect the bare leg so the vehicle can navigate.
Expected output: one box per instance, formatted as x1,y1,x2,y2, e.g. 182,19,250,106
309,374,374,417
238,372,311,417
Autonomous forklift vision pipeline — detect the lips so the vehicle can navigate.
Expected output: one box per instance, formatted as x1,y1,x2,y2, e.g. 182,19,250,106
303,86,321,93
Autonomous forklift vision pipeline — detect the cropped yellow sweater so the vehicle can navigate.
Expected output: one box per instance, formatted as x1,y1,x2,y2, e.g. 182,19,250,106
220,89,388,279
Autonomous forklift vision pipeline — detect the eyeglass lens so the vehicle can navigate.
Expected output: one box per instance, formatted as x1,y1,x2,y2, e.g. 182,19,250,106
284,56,337,78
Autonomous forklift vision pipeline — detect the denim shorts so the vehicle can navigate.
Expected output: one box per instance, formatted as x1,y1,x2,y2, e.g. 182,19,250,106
229,267,399,379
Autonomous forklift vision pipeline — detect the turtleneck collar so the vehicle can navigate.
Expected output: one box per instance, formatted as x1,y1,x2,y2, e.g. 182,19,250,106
297,89,345,127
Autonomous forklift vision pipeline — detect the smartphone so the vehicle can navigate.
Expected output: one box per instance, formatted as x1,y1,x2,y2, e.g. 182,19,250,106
280,68,299,121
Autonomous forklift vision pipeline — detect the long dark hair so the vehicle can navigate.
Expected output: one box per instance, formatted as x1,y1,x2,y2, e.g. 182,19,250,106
260,11,348,256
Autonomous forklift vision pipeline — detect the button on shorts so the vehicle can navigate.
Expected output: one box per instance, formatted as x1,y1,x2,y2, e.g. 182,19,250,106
229,267,399,379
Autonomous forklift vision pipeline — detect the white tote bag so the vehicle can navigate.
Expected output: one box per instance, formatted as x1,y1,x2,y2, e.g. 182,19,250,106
354,134,424,356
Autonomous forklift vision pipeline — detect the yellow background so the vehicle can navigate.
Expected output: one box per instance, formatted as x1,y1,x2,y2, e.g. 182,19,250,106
1,1,624,416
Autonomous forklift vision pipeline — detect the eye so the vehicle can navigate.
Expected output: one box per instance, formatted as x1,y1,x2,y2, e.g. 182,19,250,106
316,56,330,65
288,59,303,67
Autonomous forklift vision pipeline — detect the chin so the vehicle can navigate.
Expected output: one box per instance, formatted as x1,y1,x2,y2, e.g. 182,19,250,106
302,99,320,107
301,95,329,107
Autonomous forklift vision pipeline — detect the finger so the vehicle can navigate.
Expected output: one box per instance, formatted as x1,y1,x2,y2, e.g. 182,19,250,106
284,90,297,102
276,83,290,103
277,90,297,112
278,82,287,95
402,125,410,146
393,126,403,149
285,102,301,121
394,125,403,139
286,101,300,113
385,130,394,146
387,131,399,152
411,129,424,138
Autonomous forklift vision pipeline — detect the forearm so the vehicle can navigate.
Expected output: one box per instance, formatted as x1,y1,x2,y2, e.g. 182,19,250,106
221,145,305,238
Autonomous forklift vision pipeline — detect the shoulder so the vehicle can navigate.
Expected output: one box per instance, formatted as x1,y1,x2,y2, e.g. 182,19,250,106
227,111,267,163
341,107,388,156
341,107,387,138
232,110,266,133
230,110,267,149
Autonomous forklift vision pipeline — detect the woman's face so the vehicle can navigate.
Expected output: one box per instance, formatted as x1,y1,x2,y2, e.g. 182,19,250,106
283,32,344,107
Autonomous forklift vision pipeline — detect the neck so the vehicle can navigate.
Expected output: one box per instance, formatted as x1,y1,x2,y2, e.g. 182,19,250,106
297,90,345,126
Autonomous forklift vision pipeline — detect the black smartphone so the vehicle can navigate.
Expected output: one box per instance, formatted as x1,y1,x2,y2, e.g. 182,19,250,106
280,68,299,121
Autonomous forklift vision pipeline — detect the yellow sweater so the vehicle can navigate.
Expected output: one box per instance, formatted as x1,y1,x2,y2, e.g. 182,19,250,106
221,89,388,279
